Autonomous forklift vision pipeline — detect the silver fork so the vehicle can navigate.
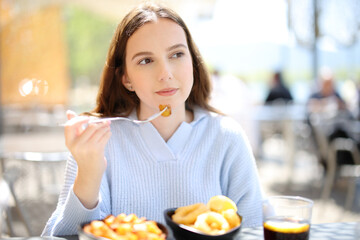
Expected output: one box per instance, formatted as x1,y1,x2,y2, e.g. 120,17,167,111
89,107,168,124
60,107,168,126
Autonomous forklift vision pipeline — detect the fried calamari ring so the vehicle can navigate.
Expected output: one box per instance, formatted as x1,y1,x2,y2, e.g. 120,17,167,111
172,203,209,225
159,104,171,117
221,209,241,229
194,212,230,235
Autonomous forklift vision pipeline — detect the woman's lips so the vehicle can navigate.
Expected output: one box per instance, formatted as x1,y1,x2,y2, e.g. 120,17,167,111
156,88,178,96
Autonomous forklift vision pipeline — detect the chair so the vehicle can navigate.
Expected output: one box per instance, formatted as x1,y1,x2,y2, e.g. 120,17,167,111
321,134,360,209
307,113,333,171
0,178,11,238
308,112,360,208
322,138,360,210
339,165,360,210
0,151,68,236
1,166,31,236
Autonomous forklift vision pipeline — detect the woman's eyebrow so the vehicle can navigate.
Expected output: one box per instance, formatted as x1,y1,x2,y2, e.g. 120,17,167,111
131,43,187,61
131,51,153,61
166,43,187,51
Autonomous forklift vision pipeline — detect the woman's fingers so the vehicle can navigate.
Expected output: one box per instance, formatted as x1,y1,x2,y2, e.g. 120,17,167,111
64,117,90,145
66,109,77,120
76,121,110,143
63,110,111,161
95,122,112,148
66,121,111,157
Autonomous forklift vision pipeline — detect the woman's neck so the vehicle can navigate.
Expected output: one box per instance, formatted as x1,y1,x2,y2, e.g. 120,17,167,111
150,108,193,142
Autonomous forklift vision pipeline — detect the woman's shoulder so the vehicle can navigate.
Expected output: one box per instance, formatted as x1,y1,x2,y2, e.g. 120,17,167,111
195,108,254,159
193,107,245,136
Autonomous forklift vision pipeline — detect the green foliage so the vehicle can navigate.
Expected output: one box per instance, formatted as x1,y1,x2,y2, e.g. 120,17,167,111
64,5,116,86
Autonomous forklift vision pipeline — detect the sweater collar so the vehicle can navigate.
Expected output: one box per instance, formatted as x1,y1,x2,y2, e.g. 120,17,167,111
128,106,209,124
130,106,209,161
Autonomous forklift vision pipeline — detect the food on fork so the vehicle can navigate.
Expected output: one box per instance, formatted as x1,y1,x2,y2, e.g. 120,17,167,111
83,213,166,240
171,195,241,235
159,104,171,117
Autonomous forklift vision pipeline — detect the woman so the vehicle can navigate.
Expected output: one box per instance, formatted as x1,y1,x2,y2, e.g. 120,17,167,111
42,2,263,236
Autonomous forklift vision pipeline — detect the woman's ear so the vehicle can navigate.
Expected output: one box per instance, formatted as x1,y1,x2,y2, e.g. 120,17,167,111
122,74,133,91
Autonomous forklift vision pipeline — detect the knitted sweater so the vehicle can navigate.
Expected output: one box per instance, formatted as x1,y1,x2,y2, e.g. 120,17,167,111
42,107,263,236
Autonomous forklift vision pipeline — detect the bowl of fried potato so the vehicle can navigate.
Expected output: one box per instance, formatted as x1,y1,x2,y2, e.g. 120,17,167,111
164,196,242,240
78,213,168,240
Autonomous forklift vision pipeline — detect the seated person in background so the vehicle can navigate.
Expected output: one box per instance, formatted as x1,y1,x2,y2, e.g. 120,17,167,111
307,67,355,167
307,68,347,115
264,71,293,104
356,79,360,120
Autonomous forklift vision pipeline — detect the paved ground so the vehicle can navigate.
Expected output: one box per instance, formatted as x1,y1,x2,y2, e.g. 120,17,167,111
1,130,359,237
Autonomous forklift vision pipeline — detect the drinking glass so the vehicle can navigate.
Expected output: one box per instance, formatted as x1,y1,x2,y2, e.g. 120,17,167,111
262,196,313,240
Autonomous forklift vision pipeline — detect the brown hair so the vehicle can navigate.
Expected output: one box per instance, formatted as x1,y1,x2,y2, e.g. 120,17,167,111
90,2,219,117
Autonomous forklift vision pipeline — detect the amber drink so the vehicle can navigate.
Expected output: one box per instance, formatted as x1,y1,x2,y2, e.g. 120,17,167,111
262,196,313,240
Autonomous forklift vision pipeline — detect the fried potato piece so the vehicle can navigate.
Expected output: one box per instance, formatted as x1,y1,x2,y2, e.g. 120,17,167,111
89,220,120,240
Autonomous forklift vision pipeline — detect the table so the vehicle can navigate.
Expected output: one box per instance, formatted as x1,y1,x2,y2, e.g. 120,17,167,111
254,103,308,185
237,222,360,240
5,222,354,240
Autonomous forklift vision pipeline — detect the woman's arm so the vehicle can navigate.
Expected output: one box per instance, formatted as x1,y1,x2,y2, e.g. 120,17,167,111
64,110,111,209
42,110,112,236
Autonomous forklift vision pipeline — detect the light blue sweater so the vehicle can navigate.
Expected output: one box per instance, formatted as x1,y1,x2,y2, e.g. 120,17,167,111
42,107,263,236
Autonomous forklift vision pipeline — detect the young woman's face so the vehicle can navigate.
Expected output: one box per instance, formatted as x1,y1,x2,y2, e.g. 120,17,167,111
123,18,194,115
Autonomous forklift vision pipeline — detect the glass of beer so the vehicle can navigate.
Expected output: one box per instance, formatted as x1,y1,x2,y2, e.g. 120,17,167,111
262,196,313,240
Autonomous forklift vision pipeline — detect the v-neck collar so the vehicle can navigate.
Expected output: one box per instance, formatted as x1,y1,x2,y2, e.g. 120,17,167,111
128,107,208,161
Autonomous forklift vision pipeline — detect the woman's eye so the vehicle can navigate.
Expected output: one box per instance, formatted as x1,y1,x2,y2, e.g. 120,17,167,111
171,52,184,59
139,58,152,65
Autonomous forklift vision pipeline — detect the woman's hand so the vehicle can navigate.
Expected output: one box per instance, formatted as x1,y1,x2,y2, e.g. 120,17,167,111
64,110,112,209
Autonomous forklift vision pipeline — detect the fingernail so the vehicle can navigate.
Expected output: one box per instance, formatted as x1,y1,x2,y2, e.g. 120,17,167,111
66,109,76,115
82,123,89,130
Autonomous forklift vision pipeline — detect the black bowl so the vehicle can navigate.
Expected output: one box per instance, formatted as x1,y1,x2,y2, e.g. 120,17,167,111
78,220,168,240
164,208,242,240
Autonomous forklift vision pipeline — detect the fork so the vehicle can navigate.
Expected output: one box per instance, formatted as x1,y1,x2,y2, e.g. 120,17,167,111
60,107,168,126
89,107,168,124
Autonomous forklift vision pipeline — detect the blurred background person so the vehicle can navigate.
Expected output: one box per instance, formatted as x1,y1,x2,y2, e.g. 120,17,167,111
307,67,356,169
264,71,293,105
307,67,347,116
340,76,360,121
356,78,360,120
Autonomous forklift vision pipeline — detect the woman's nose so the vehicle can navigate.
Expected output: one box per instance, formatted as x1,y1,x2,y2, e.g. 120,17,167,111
158,61,173,81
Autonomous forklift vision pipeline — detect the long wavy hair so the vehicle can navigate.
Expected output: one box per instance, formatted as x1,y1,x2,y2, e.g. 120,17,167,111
89,2,219,117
